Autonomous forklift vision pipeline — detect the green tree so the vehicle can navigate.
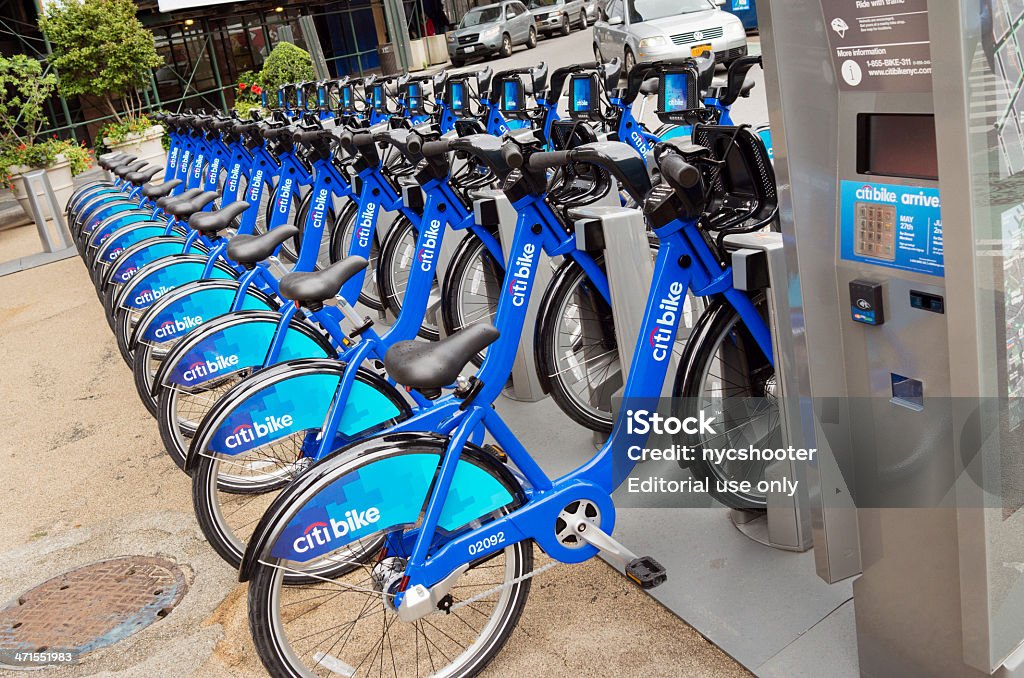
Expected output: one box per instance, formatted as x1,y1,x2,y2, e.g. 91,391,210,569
39,0,163,123
0,55,57,146
257,42,315,90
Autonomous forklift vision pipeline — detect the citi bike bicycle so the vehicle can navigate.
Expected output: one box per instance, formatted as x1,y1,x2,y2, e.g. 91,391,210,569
235,121,779,676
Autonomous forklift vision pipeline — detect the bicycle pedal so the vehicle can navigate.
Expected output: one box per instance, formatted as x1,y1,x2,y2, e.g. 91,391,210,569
483,444,507,463
625,556,667,590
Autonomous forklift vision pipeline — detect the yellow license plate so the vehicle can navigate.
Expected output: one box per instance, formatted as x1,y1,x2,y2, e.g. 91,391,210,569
691,43,713,58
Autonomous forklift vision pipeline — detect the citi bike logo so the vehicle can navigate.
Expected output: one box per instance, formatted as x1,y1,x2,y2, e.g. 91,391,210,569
206,158,222,185
508,242,537,307
227,163,241,194
168,147,180,172
154,315,203,339
356,203,376,248
311,188,330,232
855,184,940,208
118,266,138,281
650,281,684,362
630,129,652,156
224,413,294,449
416,218,442,272
248,169,265,202
182,354,239,382
191,154,205,181
293,508,381,554
276,178,294,216
133,285,173,305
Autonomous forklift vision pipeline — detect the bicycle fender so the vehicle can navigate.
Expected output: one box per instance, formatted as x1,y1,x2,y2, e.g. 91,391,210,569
154,310,334,393
86,212,156,252
92,224,173,268
115,255,237,312
185,359,409,473
103,237,200,289
239,435,525,580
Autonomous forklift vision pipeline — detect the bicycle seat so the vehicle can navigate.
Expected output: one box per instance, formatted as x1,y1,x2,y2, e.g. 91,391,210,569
189,201,250,234
113,160,148,179
165,190,220,220
279,256,369,306
125,166,162,186
384,324,500,390
142,179,182,199
226,225,299,265
156,187,203,210
99,153,133,170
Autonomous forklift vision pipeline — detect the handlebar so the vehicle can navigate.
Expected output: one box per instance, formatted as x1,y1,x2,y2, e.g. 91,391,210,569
659,154,701,190
292,128,335,145
526,150,572,172
421,140,451,158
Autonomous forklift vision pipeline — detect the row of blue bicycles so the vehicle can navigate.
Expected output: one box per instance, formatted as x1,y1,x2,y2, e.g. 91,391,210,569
67,52,779,677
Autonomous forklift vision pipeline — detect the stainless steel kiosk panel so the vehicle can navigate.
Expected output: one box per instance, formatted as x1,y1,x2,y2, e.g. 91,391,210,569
760,0,1024,674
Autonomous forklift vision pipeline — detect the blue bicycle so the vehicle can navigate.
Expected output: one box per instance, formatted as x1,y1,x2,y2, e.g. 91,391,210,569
236,124,778,677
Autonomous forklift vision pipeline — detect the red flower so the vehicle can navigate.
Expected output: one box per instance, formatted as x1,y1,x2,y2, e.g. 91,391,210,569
239,82,247,90
251,85,263,95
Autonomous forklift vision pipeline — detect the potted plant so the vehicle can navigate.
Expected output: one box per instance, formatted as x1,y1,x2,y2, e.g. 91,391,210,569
0,54,94,215
39,0,165,174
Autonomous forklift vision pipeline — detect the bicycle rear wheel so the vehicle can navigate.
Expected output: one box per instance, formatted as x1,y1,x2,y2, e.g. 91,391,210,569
673,296,779,509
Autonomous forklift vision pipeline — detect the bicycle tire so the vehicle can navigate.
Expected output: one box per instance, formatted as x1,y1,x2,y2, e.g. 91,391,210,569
672,296,777,509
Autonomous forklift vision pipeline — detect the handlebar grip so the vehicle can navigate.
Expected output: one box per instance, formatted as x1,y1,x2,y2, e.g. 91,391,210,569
406,134,423,155
421,140,451,158
526,150,572,171
352,132,375,148
261,127,291,140
293,129,332,144
660,154,701,190
501,144,523,169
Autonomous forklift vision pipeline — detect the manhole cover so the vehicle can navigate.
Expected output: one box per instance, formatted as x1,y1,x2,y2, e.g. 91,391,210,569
0,556,186,669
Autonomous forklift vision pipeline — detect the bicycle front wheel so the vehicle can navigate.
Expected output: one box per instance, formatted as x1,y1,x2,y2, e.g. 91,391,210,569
440,230,503,367
673,296,779,509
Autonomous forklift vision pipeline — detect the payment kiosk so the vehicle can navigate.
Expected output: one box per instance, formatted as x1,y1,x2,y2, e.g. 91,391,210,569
760,0,1024,674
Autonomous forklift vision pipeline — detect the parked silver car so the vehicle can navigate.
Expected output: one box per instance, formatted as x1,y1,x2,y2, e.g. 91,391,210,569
582,0,602,25
447,1,538,66
593,0,747,74
526,0,587,37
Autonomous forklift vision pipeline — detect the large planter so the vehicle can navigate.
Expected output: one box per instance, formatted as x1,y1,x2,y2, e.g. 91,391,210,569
409,38,429,72
427,35,449,65
106,125,166,180
9,154,75,218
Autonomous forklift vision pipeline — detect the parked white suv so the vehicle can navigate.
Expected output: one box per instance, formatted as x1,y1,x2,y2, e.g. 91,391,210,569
594,0,747,74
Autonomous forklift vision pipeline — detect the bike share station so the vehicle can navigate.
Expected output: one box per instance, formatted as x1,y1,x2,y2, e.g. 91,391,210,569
489,1,1024,675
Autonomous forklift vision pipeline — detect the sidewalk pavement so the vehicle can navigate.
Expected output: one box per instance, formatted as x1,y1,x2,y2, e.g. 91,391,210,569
0,255,750,677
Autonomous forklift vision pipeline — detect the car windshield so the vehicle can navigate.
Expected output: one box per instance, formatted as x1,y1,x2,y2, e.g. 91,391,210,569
629,0,712,22
527,0,558,8
461,6,503,26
